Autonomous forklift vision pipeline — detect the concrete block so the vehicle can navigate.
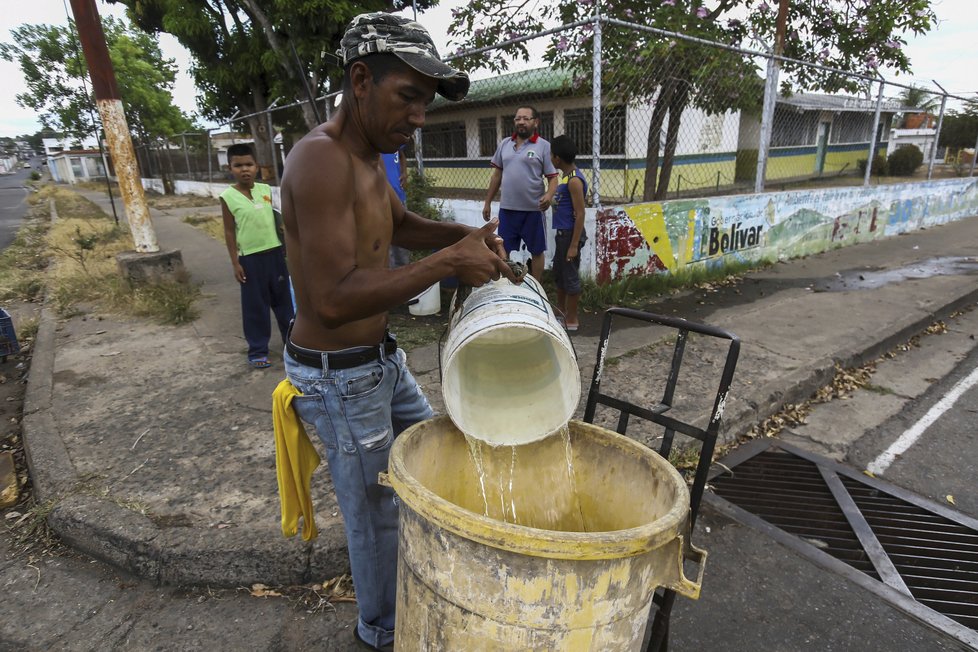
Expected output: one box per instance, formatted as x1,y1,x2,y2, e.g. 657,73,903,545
158,527,313,587
47,494,162,580
116,249,185,285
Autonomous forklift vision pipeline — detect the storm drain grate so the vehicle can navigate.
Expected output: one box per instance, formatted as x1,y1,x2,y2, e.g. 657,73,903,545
707,439,978,644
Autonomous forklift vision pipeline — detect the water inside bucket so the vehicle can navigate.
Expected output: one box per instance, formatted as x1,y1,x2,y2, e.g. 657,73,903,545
445,326,576,447
461,424,589,532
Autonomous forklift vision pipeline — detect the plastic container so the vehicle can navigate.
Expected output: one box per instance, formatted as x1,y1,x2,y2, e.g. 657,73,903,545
408,282,441,316
385,416,705,651
441,274,579,446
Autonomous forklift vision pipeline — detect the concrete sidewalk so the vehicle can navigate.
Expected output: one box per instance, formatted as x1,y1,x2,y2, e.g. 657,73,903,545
19,189,978,635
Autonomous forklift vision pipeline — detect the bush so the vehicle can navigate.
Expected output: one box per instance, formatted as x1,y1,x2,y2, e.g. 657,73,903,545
29,171,41,181
887,145,924,176
857,154,888,176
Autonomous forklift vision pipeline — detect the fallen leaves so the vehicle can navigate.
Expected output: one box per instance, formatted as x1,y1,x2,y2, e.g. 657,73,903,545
946,495,956,505
249,583,283,598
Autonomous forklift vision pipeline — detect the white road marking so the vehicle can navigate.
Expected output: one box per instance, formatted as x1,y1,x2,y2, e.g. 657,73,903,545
867,363,978,475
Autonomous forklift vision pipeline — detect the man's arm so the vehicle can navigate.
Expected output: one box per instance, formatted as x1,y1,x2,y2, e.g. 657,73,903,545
287,144,515,329
566,176,587,261
220,198,246,283
482,166,502,222
539,174,558,211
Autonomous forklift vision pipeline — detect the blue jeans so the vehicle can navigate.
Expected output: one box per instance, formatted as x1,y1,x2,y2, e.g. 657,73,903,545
283,344,433,648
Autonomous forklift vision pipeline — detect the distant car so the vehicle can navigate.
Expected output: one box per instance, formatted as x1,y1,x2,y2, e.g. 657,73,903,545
22,163,31,169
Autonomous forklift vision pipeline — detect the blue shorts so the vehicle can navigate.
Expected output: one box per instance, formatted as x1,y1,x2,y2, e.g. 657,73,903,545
498,208,547,256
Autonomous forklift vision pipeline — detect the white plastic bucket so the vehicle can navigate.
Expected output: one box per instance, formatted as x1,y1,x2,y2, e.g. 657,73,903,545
408,282,441,316
441,274,580,446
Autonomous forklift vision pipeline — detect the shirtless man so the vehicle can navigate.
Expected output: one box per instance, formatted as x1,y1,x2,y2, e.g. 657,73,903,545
279,13,517,652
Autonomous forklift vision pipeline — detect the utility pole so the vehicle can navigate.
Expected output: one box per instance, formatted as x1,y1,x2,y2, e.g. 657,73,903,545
69,0,158,253
754,0,789,193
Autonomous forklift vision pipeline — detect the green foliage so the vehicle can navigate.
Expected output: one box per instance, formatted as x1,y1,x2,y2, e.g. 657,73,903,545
0,16,193,140
887,145,924,176
857,154,888,176
938,104,978,149
118,0,436,132
405,168,450,223
29,171,41,181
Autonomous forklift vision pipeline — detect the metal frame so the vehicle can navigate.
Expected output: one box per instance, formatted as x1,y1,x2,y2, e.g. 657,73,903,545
706,438,978,649
582,307,740,652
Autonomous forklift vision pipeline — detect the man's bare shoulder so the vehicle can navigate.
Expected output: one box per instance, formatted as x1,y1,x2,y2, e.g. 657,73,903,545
283,123,351,190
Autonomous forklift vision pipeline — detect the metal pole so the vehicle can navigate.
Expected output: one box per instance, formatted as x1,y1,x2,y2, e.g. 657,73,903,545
414,129,424,176
864,79,885,187
591,4,602,208
265,98,281,185
69,0,157,251
754,55,778,194
206,127,213,185
755,0,788,194
970,129,978,177
180,133,191,178
927,92,947,180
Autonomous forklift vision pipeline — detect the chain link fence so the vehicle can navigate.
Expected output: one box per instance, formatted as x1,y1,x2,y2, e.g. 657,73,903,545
140,15,974,205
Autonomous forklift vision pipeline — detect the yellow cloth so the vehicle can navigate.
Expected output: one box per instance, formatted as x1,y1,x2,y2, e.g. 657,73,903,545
272,379,321,540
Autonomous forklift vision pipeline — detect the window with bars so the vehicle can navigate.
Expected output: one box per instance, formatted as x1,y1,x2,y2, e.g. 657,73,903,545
830,113,873,144
538,111,555,142
422,121,467,158
771,109,818,147
479,117,498,156
563,106,625,155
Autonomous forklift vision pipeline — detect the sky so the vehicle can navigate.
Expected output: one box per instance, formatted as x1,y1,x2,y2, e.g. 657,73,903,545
1,0,975,139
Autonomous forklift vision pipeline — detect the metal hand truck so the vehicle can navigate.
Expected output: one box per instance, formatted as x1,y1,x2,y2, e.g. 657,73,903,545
582,307,740,652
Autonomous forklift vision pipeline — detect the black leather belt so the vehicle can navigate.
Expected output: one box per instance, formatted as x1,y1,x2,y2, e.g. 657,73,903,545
287,332,397,370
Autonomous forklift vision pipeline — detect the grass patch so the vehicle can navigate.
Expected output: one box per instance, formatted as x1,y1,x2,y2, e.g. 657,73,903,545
0,214,50,302
579,257,773,311
5,183,202,325
145,192,216,209
182,212,225,241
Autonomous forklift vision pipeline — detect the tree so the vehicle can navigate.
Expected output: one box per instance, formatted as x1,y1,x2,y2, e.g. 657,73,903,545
895,84,940,128
938,102,978,151
448,0,937,201
115,0,434,135
0,17,193,142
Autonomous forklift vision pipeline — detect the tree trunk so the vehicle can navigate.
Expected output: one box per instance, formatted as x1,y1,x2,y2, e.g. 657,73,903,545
642,81,676,201
246,115,275,184
653,85,690,201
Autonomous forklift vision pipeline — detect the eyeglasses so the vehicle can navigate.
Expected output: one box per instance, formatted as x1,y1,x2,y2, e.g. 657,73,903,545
514,116,536,123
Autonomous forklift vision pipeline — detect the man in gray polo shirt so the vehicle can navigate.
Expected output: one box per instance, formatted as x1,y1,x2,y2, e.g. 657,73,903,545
482,105,559,278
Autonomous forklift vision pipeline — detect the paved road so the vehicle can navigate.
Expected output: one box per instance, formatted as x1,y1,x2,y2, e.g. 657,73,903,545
0,160,37,251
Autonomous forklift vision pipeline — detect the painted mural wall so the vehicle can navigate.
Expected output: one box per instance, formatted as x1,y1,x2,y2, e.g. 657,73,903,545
596,178,978,283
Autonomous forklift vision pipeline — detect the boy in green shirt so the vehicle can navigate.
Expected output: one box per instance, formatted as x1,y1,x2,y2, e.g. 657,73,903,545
220,143,294,369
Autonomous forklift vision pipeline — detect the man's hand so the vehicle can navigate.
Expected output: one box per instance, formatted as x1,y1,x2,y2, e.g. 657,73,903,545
538,194,554,211
233,260,247,284
482,203,492,222
453,219,521,286
567,243,579,261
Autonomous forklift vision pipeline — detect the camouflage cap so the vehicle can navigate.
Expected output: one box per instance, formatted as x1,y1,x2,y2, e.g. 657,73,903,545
338,12,469,102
